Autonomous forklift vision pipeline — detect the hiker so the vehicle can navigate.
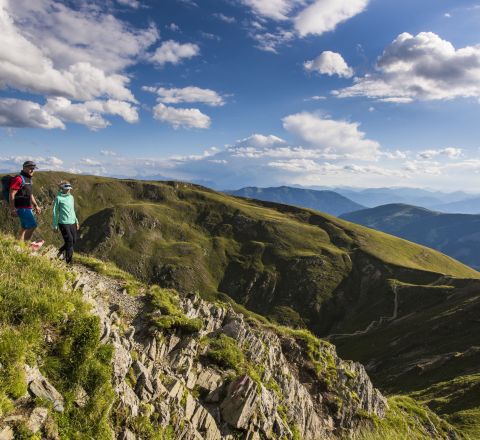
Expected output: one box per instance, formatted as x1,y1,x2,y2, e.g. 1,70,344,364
5,161,42,242
52,181,79,264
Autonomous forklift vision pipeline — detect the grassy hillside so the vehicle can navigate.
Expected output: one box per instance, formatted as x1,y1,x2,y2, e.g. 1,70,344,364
227,185,365,216
0,235,115,438
341,203,480,269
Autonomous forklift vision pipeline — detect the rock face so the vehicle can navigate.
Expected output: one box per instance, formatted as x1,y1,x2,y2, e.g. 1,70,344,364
72,263,388,439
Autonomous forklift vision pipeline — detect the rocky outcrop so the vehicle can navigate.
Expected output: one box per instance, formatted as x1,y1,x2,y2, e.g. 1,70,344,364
0,250,387,439
72,262,387,439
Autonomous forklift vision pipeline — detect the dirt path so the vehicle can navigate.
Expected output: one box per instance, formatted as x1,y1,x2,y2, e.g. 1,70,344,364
327,284,399,340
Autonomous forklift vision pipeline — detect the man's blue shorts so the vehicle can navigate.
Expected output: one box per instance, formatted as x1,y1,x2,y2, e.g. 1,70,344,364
16,208,37,230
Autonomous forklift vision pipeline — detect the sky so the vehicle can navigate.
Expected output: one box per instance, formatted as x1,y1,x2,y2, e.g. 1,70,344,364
1,0,480,190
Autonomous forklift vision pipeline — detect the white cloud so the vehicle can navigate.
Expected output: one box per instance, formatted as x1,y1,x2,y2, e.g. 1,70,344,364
43,97,139,130
252,29,295,53
0,155,64,170
304,95,327,101
243,0,369,52
335,32,480,103
267,159,407,177
0,99,65,129
153,103,211,129
144,86,226,106
242,0,300,21
282,112,380,159
213,13,236,23
6,0,158,73
418,148,463,159
0,3,137,102
167,23,180,32
117,0,140,8
294,0,369,37
0,0,158,129
235,134,287,148
100,150,118,156
304,51,353,78
0,96,138,130
80,158,102,166
149,40,200,67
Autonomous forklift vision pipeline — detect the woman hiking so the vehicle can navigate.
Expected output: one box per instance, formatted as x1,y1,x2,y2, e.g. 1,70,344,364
52,181,79,264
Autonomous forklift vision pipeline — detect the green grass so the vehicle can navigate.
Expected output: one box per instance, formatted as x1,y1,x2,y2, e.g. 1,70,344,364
148,286,202,333
352,396,457,440
409,374,480,439
0,234,115,439
203,333,246,372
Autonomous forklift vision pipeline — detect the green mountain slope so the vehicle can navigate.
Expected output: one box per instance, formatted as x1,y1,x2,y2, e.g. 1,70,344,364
227,185,365,216
341,203,480,269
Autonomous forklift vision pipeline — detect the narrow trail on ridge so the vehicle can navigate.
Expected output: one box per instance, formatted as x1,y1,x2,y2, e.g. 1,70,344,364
327,285,400,340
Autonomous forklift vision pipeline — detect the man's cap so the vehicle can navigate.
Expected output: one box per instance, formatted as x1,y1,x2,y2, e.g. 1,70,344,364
23,160,37,169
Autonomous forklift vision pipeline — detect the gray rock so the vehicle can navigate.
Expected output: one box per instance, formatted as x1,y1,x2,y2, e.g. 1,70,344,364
0,426,13,440
220,375,259,429
26,407,49,433
25,365,64,412
74,386,89,407
121,428,136,440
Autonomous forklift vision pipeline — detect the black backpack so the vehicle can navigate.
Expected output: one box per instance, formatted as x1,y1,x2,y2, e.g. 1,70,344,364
1,174,25,203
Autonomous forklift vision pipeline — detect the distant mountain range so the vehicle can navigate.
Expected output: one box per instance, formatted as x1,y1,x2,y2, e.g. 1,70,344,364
227,186,365,216
227,185,480,214
341,203,480,269
326,187,475,211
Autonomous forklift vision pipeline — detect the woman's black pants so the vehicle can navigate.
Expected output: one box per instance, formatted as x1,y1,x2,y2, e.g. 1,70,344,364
59,224,77,264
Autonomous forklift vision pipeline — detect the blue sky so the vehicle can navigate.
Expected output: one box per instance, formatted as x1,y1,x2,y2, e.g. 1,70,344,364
1,0,480,190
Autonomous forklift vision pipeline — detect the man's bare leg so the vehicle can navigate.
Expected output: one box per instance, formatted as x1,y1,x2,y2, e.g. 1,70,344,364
17,228,27,241
24,227,36,241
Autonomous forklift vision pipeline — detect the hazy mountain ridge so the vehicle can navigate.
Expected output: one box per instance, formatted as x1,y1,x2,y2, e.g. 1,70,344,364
341,203,480,269
227,186,365,216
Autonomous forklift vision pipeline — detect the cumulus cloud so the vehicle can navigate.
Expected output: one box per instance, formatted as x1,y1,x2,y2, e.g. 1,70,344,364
418,147,463,159
242,0,300,21
153,103,211,129
0,155,64,170
335,32,480,103
44,97,139,130
243,0,369,51
282,111,380,159
0,96,138,130
293,0,368,37
144,86,226,106
304,51,353,78
235,134,287,148
117,0,141,8
149,40,200,67
0,99,65,129
0,0,159,129
5,0,158,73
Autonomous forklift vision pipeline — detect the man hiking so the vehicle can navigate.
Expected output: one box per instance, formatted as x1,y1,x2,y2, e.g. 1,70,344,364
52,181,79,264
8,160,43,243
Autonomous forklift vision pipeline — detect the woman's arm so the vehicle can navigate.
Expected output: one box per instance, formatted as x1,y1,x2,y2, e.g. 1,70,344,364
52,197,59,229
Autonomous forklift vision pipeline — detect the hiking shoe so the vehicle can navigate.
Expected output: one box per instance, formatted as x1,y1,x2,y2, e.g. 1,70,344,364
30,240,45,252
